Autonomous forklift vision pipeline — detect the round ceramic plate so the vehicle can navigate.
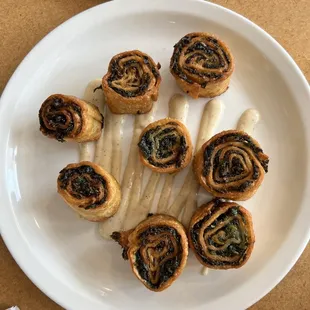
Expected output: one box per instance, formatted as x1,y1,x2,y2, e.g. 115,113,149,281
1,0,309,309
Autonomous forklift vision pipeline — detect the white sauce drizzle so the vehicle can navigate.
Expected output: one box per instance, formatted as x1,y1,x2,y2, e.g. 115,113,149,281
157,174,174,213
79,79,125,181
79,143,91,162
98,107,113,172
79,79,104,162
200,266,209,276
99,109,155,239
237,108,260,135
111,115,125,183
124,173,161,230
200,107,260,276
123,94,189,230
96,109,125,179
168,94,189,123
156,94,189,214
122,158,144,228
168,99,224,219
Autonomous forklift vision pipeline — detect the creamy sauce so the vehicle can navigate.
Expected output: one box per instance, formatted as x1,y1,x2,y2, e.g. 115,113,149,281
79,143,91,162
79,79,104,162
111,115,125,183
195,99,224,152
168,99,224,218
157,174,174,213
124,173,161,230
201,266,209,276
99,109,155,239
98,107,113,172
123,159,144,226
123,94,189,230
237,108,260,135
81,78,125,181
168,94,189,123
180,181,200,227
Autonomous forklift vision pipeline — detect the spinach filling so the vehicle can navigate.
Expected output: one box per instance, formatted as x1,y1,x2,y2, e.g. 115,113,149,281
39,96,83,142
135,226,183,289
58,165,107,209
138,124,188,168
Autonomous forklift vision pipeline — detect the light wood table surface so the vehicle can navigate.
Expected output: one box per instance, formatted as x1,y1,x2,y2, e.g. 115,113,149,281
0,1,309,309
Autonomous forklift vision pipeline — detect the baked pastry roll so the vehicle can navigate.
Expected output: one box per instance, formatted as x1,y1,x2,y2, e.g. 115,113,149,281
39,94,103,142
102,50,161,114
138,118,192,174
57,161,121,222
189,199,255,269
194,130,269,200
170,32,234,98
112,214,188,292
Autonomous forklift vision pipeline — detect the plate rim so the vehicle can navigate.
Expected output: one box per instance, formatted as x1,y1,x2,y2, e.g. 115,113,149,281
0,0,310,309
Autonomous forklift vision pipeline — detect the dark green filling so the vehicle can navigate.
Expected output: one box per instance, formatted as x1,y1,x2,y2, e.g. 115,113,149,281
71,176,99,197
202,132,269,193
170,34,231,85
190,201,250,266
184,66,223,79
138,125,188,168
135,226,183,289
39,96,83,142
58,165,107,209
108,53,160,98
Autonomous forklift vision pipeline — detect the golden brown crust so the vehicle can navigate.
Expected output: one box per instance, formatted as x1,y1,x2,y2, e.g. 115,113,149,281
138,118,193,174
39,94,103,142
188,199,255,269
112,214,188,292
102,50,161,114
193,130,269,200
170,32,234,98
57,161,121,222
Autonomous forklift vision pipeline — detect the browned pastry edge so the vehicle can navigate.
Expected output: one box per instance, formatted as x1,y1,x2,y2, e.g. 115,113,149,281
188,199,255,269
193,129,269,200
39,94,103,142
138,118,193,174
57,161,121,222
112,214,188,292
102,50,161,114
170,32,234,99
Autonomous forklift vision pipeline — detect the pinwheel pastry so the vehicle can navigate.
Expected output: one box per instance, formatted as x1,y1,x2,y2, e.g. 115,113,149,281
194,130,269,200
170,32,234,98
102,50,161,114
39,94,103,142
57,161,121,222
112,214,188,292
189,199,255,269
138,118,193,173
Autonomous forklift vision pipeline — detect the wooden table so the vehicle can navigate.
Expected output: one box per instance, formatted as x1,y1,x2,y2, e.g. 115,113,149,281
0,0,309,309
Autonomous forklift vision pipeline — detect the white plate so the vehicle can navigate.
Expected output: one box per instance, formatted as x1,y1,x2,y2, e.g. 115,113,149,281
1,0,310,309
